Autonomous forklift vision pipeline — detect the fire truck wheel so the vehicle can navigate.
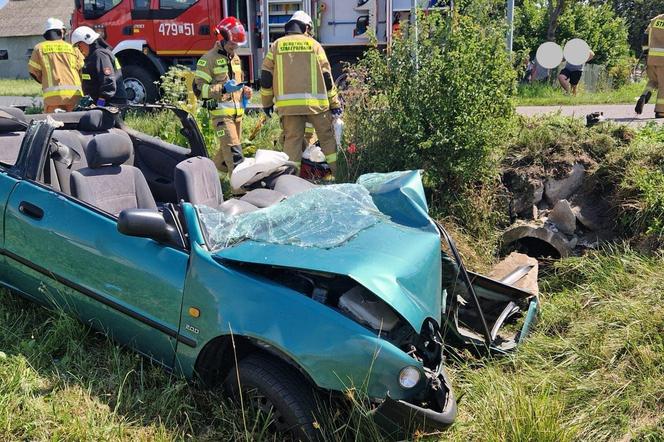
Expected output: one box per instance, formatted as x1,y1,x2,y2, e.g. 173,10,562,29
122,65,160,104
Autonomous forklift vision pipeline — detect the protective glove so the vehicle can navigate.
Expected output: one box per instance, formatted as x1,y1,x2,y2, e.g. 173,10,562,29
203,99,218,110
331,107,343,118
96,98,106,107
224,79,243,93
264,105,273,118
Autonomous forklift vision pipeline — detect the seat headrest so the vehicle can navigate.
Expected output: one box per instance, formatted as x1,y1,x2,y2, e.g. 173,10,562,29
0,107,27,132
86,133,132,168
78,110,115,132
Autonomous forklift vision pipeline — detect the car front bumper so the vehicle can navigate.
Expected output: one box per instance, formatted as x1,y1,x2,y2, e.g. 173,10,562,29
371,369,457,437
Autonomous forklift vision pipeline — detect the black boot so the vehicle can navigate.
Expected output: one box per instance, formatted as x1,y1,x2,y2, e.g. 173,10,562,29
656,112,664,119
635,91,652,115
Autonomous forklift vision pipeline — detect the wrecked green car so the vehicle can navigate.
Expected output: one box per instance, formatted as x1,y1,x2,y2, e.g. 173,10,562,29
0,107,538,439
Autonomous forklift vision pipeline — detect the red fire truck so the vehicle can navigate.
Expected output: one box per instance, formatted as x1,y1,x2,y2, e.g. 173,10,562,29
72,0,448,103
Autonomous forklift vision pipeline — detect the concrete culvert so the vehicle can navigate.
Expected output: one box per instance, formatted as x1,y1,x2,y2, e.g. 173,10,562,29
501,225,572,259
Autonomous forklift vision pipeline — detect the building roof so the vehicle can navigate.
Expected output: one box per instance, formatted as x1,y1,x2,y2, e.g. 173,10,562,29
0,0,74,38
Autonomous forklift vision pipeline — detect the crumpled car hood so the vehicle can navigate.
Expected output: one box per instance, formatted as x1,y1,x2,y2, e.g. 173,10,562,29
214,220,442,331
213,171,442,331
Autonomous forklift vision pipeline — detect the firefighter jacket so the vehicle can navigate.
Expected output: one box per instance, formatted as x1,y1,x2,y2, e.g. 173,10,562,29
260,34,341,116
646,14,664,66
28,39,84,103
193,44,244,119
81,41,128,104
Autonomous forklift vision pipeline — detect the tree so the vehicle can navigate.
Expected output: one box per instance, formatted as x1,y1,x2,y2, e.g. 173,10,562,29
546,0,566,41
607,0,664,55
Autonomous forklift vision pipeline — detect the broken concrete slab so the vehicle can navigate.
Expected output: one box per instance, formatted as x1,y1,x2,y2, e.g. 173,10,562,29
544,163,585,205
488,252,539,296
548,199,577,235
502,224,573,258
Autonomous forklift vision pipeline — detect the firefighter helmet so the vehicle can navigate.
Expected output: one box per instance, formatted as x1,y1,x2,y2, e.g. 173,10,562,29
71,26,100,45
215,17,247,46
288,11,313,28
44,18,65,33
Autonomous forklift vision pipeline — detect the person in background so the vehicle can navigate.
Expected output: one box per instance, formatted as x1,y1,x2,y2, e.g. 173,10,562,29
558,49,594,96
636,13,664,118
28,18,84,113
70,26,127,107
192,17,252,174
260,11,342,174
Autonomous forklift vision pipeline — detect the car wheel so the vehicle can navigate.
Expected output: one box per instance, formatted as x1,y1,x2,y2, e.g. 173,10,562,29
122,65,159,105
224,353,322,441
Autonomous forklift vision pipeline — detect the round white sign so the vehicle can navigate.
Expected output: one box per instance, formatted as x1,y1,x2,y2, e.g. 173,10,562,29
536,42,563,69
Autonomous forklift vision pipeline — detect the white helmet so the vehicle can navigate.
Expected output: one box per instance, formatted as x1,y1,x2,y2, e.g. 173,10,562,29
44,18,65,33
288,11,313,27
70,26,100,45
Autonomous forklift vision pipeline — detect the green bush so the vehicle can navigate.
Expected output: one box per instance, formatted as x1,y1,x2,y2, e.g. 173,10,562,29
608,57,636,89
341,10,515,234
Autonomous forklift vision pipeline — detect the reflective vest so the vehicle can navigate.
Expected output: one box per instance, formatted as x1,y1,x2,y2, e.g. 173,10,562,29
193,45,244,119
260,34,340,116
646,14,664,66
28,40,84,102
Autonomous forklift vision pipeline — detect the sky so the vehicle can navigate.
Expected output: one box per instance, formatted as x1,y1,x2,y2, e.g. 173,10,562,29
0,0,6,9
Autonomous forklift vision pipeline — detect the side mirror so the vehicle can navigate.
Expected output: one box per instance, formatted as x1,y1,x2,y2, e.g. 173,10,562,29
118,209,178,244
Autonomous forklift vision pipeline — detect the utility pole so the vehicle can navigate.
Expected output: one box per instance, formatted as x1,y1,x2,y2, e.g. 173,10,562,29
506,0,515,52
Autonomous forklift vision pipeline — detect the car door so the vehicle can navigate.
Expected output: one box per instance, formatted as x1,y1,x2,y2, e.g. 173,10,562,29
2,159,191,367
0,165,20,289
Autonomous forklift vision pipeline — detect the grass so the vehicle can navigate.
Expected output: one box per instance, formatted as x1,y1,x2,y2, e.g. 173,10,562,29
515,80,647,106
0,79,42,97
1,246,662,441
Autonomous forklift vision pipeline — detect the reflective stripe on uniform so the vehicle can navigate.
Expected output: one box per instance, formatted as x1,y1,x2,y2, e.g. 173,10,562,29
304,124,315,134
325,152,337,163
276,54,284,98
310,53,317,97
42,56,54,90
266,51,273,60
114,58,121,69
260,87,273,96
649,48,664,57
201,84,210,99
195,70,212,83
210,102,244,117
275,98,330,108
657,99,664,105
28,60,41,71
327,88,338,99
81,73,91,80
213,66,228,75
43,89,82,98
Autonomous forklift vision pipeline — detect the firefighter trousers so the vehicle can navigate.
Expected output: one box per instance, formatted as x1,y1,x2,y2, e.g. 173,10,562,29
44,95,81,113
281,112,336,172
213,116,244,174
644,65,664,114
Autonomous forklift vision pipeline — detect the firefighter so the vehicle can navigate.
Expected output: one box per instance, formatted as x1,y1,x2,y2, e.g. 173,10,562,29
28,18,84,113
70,26,128,107
260,11,342,173
193,17,252,174
636,13,664,118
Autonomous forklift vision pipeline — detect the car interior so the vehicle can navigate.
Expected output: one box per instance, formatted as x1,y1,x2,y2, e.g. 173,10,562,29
0,107,315,245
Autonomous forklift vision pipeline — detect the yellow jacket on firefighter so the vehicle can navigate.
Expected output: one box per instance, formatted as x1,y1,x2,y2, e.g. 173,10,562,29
645,14,664,67
193,46,244,119
28,40,84,112
260,34,341,115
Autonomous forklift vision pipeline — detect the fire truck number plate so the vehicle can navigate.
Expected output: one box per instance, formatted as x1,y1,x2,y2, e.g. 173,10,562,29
159,23,195,37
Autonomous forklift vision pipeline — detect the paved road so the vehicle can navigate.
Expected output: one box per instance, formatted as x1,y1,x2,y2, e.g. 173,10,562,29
2,96,661,125
517,104,661,125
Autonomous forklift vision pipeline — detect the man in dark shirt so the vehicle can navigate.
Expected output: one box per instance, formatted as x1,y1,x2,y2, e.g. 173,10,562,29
70,26,127,106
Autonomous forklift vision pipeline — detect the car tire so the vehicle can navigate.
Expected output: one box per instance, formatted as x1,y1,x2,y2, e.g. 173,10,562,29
122,64,159,104
224,353,322,441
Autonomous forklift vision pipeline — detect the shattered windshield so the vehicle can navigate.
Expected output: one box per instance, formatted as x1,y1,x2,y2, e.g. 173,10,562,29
197,184,388,250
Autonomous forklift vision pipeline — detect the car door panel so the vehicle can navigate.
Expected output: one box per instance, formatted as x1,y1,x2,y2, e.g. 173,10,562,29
3,181,189,366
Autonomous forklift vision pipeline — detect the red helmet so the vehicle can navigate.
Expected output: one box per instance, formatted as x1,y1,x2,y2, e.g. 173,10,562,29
215,17,247,46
